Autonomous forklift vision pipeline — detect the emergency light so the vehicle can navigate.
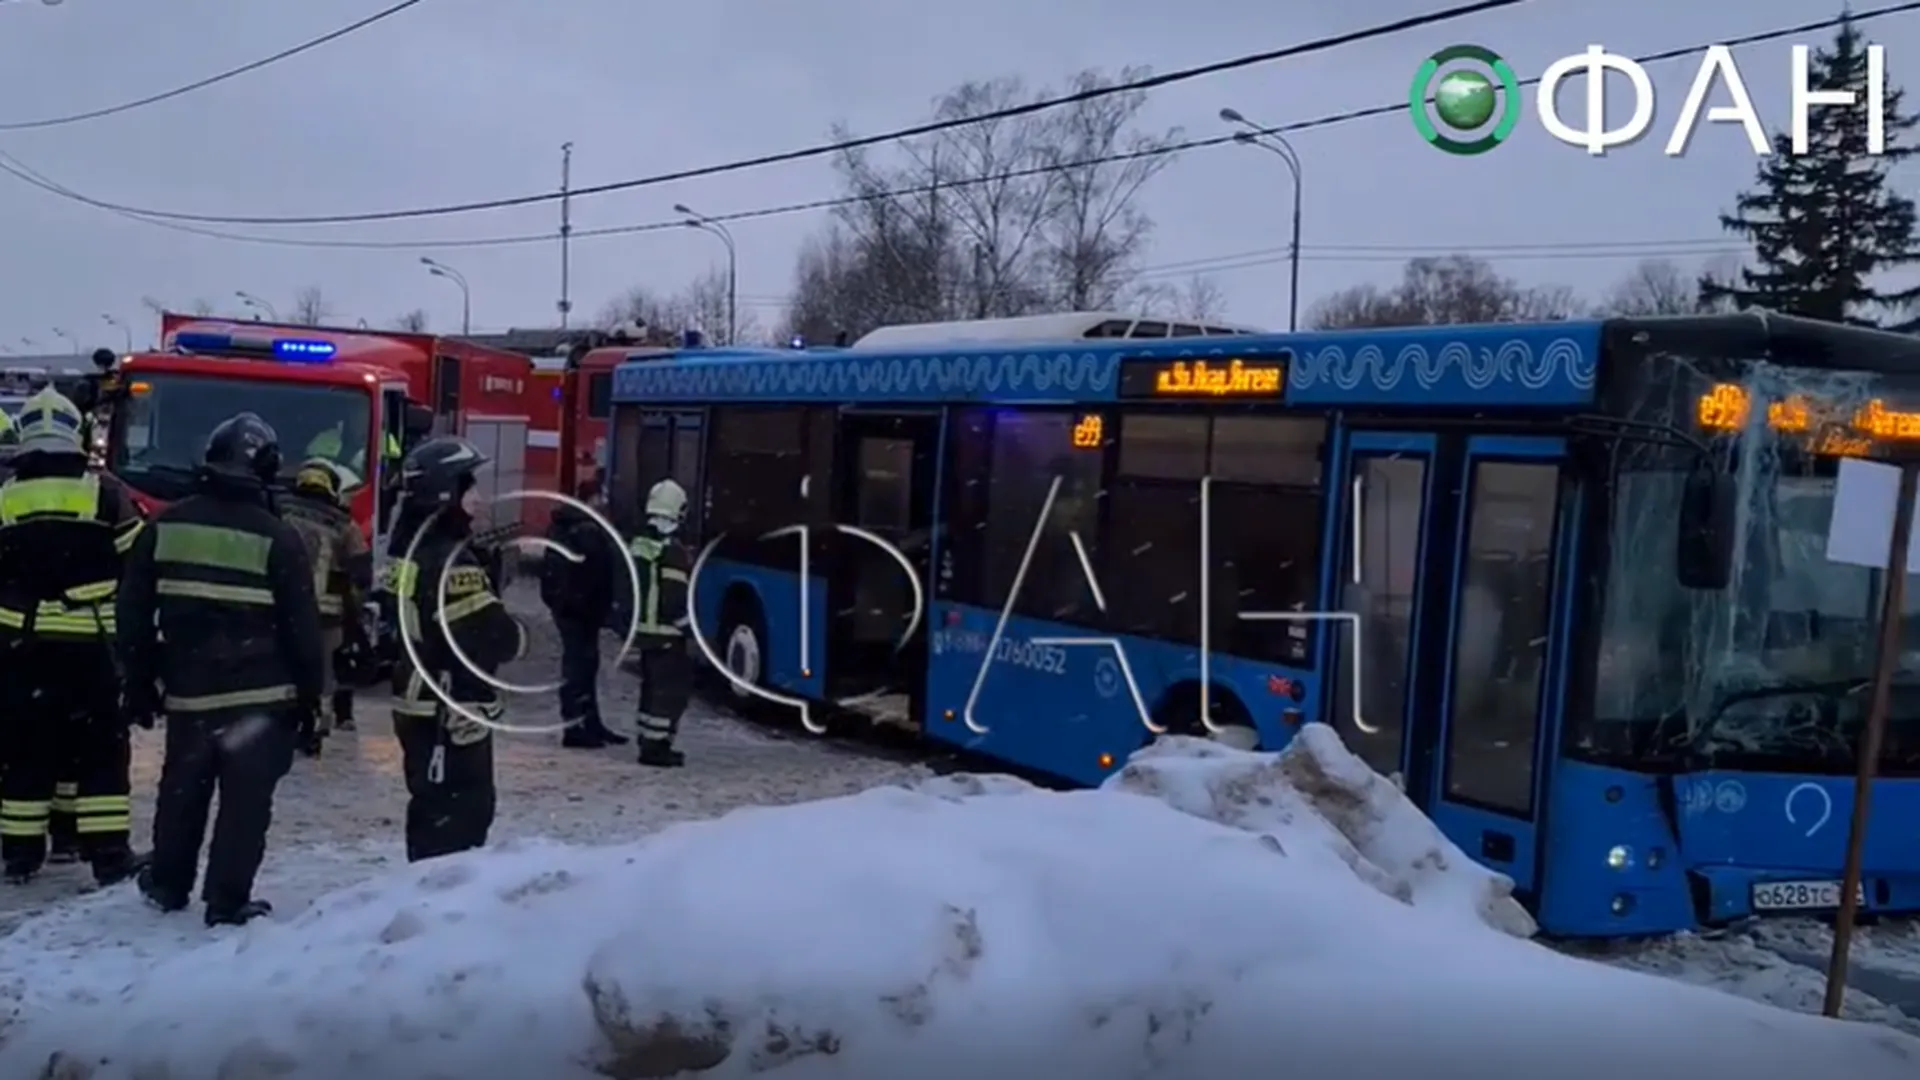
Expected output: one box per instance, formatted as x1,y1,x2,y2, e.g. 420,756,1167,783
172,332,337,362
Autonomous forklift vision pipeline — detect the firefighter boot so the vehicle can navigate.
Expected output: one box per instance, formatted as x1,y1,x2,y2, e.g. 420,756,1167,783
90,848,145,888
136,864,188,913
206,899,273,927
3,859,39,885
332,688,356,732
637,739,685,769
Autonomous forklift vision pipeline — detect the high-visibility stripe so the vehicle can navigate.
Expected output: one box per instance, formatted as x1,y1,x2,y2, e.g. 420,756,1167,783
153,522,272,574
0,799,50,837
164,685,295,712
156,579,275,605
113,519,143,553
65,580,117,603
75,815,131,835
0,475,97,524
443,592,497,622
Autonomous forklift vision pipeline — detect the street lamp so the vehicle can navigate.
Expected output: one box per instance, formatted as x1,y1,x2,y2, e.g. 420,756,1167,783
19,337,36,350
235,291,277,321
1220,107,1305,332
674,202,737,344
51,327,76,355
101,313,131,352
420,257,471,335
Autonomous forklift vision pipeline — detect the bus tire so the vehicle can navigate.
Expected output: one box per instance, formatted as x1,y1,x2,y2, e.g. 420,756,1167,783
1154,682,1260,751
715,589,769,703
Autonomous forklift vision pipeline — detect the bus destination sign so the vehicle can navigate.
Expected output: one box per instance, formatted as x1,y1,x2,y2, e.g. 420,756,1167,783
1696,383,1920,456
1117,355,1288,399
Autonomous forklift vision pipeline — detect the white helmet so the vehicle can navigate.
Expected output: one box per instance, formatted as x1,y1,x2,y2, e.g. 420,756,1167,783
645,478,687,534
13,386,85,458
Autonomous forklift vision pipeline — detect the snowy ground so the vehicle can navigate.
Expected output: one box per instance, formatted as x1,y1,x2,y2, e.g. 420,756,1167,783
2,588,1920,1073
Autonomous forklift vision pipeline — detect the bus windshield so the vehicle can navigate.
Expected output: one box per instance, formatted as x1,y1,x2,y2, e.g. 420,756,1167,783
111,373,373,499
1591,396,1920,773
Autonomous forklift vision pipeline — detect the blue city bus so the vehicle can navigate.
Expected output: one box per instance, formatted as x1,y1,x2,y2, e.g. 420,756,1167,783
605,310,1920,937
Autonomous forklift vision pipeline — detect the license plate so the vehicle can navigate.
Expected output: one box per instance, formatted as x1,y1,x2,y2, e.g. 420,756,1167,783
1750,879,1865,911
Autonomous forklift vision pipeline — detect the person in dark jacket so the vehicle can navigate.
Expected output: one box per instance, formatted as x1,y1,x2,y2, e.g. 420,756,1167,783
386,436,526,862
0,388,145,887
628,478,694,768
279,458,373,755
543,478,626,749
119,413,326,926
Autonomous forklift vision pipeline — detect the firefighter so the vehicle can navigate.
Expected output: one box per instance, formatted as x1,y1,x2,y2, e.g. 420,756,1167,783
541,477,625,749
279,458,373,756
387,436,525,862
0,387,144,887
119,412,327,926
628,478,693,769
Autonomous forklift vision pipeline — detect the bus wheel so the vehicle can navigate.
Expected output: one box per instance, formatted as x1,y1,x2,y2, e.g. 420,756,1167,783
1156,684,1260,751
717,597,768,702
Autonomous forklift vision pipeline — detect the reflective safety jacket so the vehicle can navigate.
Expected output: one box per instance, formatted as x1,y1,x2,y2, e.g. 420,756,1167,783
279,490,372,631
627,530,690,647
0,462,143,643
385,520,526,722
116,479,328,718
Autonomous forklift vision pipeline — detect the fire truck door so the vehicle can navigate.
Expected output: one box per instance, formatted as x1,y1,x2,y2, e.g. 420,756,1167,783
461,418,528,533
374,384,409,554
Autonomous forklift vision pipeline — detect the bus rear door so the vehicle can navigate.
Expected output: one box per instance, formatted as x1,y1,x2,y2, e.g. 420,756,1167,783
1330,430,1582,899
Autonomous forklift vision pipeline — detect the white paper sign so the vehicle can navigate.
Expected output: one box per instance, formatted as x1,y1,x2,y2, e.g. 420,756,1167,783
1826,456,1920,572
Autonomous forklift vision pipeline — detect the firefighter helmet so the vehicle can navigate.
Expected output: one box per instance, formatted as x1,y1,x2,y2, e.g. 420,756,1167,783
203,412,282,483
294,457,344,500
399,436,488,510
13,386,86,459
645,478,687,532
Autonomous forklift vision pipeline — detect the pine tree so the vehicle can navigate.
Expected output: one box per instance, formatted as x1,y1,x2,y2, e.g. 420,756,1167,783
1700,16,1920,324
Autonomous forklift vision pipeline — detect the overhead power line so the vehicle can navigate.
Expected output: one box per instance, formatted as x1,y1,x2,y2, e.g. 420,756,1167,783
5,2,1910,255
0,0,431,131
4,0,1526,225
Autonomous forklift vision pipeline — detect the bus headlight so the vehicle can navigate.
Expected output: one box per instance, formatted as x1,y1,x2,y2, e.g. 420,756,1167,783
1606,845,1633,870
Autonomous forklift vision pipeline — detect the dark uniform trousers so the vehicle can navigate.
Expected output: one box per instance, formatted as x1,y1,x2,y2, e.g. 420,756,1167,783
150,709,297,907
387,550,520,863
0,473,140,871
627,534,692,748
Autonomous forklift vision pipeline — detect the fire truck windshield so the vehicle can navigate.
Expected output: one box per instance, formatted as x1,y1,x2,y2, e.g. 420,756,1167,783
110,373,373,498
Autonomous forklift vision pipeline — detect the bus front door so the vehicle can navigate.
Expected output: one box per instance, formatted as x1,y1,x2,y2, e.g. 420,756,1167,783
826,411,940,717
1333,432,1578,899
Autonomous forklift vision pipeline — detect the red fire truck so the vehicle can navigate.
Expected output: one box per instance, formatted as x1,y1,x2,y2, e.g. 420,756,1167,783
106,315,536,552
520,343,669,530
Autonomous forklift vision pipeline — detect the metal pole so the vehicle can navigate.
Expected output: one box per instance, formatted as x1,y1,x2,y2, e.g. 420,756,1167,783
102,314,131,352
422,259,472,335
1222,109,1304,331
1821,458,1916,1017
558,142,573,330
675,204,737,343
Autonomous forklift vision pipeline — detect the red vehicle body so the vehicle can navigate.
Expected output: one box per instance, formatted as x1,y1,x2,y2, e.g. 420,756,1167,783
522,346,645,524
108,316,536,546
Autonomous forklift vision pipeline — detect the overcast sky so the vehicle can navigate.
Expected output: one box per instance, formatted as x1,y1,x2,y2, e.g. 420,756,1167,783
0,0,1901,352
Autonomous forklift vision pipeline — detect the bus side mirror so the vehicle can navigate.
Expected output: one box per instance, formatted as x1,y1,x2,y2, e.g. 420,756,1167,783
1677,466,1736,590
403,404,434,438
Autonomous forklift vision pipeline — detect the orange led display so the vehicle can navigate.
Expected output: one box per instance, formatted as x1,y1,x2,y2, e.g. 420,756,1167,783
1151,359,1283,397
1695,384,1920,450
1071,413,1104,449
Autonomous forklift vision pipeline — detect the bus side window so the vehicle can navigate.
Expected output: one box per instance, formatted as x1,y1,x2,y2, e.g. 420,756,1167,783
941,410,994,604
980,410,1104,624
670,413,705,541
1208,416,1326,665
706,406,807,562
1106,413,1209,643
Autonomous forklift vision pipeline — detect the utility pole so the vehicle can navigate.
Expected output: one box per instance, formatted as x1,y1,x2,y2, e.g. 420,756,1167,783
558,142,574,330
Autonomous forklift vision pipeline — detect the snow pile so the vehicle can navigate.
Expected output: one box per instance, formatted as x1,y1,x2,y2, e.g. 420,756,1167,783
6,744,1920,1078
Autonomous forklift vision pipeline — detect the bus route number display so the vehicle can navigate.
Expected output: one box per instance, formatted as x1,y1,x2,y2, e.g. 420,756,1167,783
1117,356,1288,399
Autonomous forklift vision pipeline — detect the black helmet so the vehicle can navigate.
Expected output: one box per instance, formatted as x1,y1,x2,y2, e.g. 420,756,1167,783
203,412,281,482
400,436,488,509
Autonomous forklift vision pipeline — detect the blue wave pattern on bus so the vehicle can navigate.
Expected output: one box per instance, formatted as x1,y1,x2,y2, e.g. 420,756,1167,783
613,323,1601,407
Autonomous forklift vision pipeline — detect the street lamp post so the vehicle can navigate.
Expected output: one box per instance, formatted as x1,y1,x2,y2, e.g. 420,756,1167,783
101,313,131,352
673,203,737,344
51,327,76,355
1219,108,1305,332
420,257,471,335
235,291,277,321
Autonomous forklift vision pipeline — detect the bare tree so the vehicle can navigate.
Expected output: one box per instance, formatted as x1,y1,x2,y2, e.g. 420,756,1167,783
787,67,1183,341
1599,259,1703,316
390,309,430,332
290,286,332,326
1308,256,1582,329
1128,274,1228,322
